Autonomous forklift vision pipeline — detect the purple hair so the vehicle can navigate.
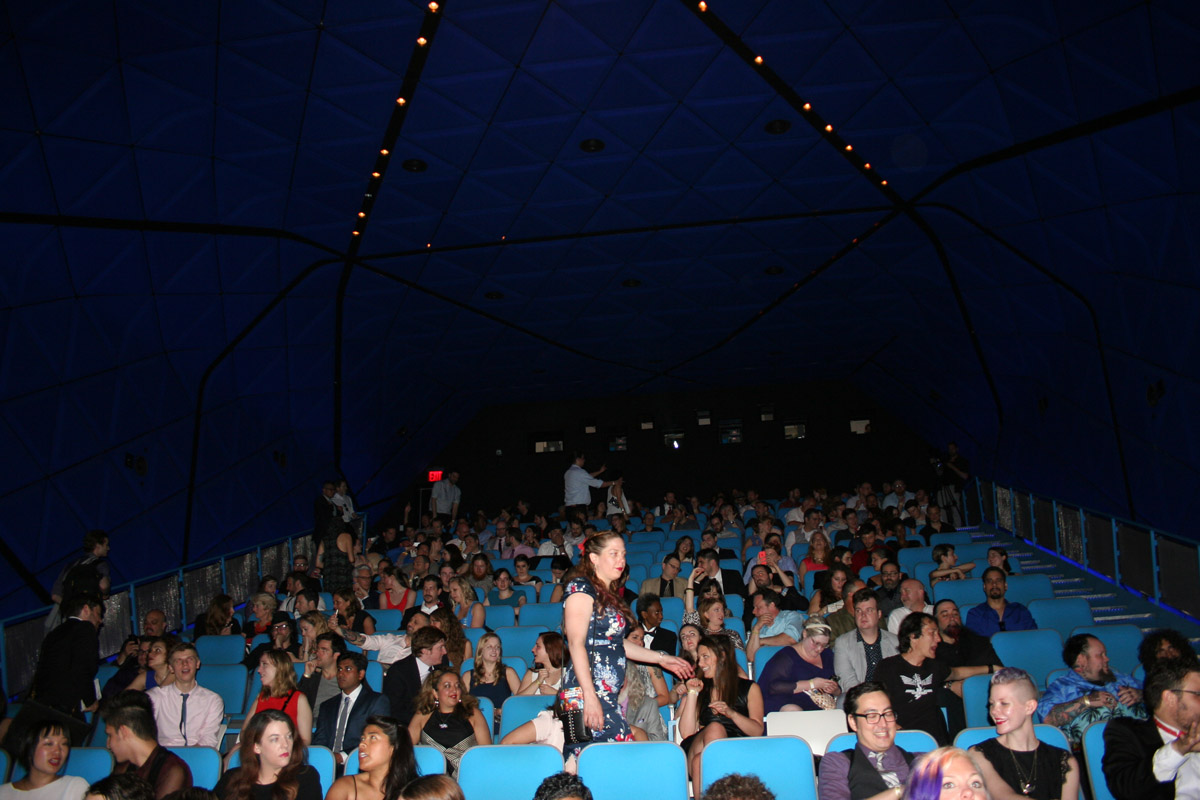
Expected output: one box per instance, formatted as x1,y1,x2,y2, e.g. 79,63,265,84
905,747,986,800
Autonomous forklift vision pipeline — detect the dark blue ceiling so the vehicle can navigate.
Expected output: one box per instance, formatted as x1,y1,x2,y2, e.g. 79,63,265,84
2,0,1199,614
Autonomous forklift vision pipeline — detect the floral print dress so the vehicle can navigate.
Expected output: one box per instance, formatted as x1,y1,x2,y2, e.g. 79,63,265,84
560,578,633,757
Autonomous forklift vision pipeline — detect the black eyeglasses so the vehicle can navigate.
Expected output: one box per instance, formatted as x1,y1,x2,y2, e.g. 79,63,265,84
1171,689,1200,697
852,710,897,723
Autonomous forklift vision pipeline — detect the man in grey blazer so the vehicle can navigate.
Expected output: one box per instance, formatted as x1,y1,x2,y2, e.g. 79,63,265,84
834,587,899,696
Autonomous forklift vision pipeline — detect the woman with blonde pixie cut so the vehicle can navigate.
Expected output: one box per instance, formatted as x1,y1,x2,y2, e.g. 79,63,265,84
970,669,1077,800
903,746,990,800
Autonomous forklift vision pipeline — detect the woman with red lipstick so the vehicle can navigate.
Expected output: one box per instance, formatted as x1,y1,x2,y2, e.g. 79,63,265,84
407,670,491,778
0,721,88,800
215,710,321,800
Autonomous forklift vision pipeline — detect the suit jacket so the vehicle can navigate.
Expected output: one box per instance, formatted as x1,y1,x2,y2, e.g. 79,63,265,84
719,568,748,597
642,627,677,656
1102,717,1177,800
639,576,686,600
312,686,390,755
33,618,98,714
381,654,423,725
832,628,900,693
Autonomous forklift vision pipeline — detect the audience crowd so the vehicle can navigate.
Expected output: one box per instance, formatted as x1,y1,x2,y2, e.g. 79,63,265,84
5,449,1199,800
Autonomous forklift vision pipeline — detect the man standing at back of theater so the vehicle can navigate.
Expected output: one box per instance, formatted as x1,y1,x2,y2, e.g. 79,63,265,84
563,452,611,523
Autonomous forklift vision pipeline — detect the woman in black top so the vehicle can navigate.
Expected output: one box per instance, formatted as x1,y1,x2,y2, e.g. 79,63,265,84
406,670,491,778
334,589,376,634
215,710,321,800
678,634,763,791
326,716,418,800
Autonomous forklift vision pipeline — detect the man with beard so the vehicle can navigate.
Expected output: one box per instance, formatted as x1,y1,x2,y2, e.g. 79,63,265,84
873,560,904,618
1039,633,1146,746
874,611,951,745
931,600,1003,739
965,567,1037,637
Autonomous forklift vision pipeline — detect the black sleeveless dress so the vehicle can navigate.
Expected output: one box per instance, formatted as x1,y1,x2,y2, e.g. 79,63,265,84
680,677,754,753
975,737,1071,800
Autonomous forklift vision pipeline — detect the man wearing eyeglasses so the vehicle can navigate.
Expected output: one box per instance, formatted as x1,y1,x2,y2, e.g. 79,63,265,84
1104,659,1200,800
818,682,925,800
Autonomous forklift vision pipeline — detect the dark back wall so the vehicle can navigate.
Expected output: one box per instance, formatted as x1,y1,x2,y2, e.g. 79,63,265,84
404,381,943,518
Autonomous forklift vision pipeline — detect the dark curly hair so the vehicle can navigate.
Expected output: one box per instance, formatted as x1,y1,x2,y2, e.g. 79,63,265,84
1138,628,1198,671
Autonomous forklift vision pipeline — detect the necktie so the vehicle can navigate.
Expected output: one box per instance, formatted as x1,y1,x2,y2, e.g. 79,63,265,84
334,695,352,752
179,693,189,745
661,579,673,597
869,750,901,788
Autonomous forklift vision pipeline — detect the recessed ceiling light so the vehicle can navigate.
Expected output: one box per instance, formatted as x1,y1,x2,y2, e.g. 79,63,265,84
402,158,427,172
621,278,642,288
579,138,606,153
764,265,784,275
484,290,504,300
764,119,791,135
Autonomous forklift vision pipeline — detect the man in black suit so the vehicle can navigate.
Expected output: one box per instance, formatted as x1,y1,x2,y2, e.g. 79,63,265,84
696,548,747,598
14,593,103,747
312,652,390,769
1103,658,1200,800
636,594,677,656
381,627,448,725
314,481,338,533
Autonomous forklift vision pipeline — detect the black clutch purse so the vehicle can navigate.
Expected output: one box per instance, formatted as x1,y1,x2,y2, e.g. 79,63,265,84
556,688,593,746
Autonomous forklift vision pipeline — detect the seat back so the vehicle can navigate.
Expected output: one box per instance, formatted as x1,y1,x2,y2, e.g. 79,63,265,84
517,603,561,630
201,663,250,714
1006,574,1055,606
929,532,974,547
372,609,403,631
763,709,847,756
414,745,447,776
195,635,248,665
457,744,564,800
1028,598,1094,642
578,741,687,800
702,735,815,800
954,724,1070,751
166,747,222,790
962,673,992,729
991,629,1064,688
498,694,555,739
898,547,936,577
484,605,516,629
1070,624,1143,675
495,626,549,660
365,661,384,692
752,645,786,678
1082,721,1116,800
64,748,114,784
827,730,939,755
660,597,685,624
932,579,983,609
306,746,336,797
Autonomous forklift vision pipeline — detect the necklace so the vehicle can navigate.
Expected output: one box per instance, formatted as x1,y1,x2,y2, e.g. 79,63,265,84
1006,743,1039,796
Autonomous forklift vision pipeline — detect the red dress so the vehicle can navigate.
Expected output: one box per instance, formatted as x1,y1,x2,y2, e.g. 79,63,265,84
257,690,302,729
382,588,412,610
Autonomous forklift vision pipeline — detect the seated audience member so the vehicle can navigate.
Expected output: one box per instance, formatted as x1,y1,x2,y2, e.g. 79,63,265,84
312,652,391,768
0,719,90,800
757,619,839,713
298,632,346,723
511,554,543,590
1138,628,1199,674
678,635,764,792
428,607,472,670
932,600,1004,694
886,579,933,635
498,699,563,750
694,548,747,597
462,633,520,734
670,537,698,568
483,569,525,618
834,588,900,693
103,636,146,698
970,668,1079,800
243,613,299,668
850,527,893,573
141,610,169,639
746,588,804,664
292,588,325,618
874,612,951,745
635,594,677,656
826,579,868,640
642,555,686,599
902,747,984,800
147,643,223,748
784,508,825,552
243,649,314,744
873,561,904,618
324,715,419,800
126,637,173,693
986,547,1015,575
402,575,443,629
531,773,593,800
102,692,192,799
214,710,321,800
383,627,449,725
407,670,491,779
334,589,376,634
192,595,241,637
1103,659,1200,800
353,565,380,609
516,632,564,697
964,568,1036,637
621,627,672,740
1038,633,1146,746
83,775,155,800
810,564,852,619
336,623,412,667
395,775,464,800
819,682,924,800
703,774,776,800
928,544,975,587
243,594,278,643
917,503,956,541
447,576,485,629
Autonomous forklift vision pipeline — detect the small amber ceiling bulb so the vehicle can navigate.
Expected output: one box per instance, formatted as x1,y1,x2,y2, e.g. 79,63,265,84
845,145,852,151
881,180,888,186
803,103,811,111
825,124,833,132
698,1,707,10
754,56,763,64
352,231,360,236
864,163,871,169
380,149,389,156
358,212,366,218
371,172,380,178
396,97,406,105
417,37,427,46
428,2,439,11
